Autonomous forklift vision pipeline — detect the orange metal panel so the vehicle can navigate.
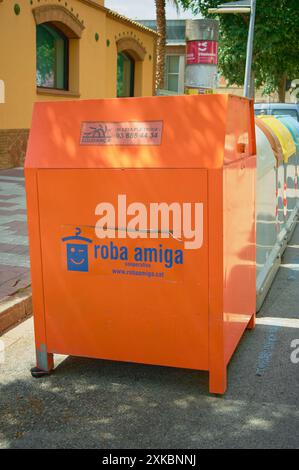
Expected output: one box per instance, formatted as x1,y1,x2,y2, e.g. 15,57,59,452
25,95,229,170
37,169,209,371
208,169,226,394
223,155,256,365
224,96,256,164
25,169,53,371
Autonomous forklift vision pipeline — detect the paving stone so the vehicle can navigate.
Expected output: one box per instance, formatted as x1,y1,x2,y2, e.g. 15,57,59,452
0,169,30,298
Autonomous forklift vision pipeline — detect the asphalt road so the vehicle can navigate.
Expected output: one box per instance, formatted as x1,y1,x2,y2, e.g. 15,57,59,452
1,225,299,449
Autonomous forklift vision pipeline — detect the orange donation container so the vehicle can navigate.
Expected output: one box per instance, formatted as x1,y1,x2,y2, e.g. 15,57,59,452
25,94,256,394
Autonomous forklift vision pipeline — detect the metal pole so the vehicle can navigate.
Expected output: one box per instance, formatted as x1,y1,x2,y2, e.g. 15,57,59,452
243,0,256,98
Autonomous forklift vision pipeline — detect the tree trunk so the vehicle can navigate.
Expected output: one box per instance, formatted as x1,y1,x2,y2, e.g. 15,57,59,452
278,74,287,102
155,0,166,91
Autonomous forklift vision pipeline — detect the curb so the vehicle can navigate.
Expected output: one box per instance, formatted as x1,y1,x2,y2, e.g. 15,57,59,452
0,287,32,336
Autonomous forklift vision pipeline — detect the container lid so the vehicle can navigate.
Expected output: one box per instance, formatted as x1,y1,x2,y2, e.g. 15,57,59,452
255,118,284,165
275,115,299,147
25,94,255,170
257,115,296,163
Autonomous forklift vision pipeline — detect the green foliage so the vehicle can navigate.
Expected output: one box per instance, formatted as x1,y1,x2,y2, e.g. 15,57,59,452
36,26,55,85
177,0,299,96
117,53,124,97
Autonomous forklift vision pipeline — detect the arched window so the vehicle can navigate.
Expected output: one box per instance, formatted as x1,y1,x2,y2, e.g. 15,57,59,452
116,37,146,98
36,23,69,90
117,51,135,97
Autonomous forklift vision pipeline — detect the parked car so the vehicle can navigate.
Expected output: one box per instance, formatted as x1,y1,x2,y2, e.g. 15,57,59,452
254,103,299,122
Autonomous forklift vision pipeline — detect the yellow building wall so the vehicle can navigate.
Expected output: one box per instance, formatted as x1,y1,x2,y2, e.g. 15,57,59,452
0,0,36,129
105,17,156,99
0,0,156,130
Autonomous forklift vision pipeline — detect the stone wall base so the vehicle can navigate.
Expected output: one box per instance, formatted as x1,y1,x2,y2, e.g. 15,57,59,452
0,129,29,169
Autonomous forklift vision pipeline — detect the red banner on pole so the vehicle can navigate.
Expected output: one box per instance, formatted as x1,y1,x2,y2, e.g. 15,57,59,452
187,40,218,65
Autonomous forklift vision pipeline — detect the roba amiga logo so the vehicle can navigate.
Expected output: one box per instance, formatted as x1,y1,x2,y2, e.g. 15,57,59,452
61,196,204,276
80,121,163,146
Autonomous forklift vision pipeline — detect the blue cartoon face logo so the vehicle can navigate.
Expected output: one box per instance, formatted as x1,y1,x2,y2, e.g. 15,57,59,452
67,243,89,272
62,228,92,273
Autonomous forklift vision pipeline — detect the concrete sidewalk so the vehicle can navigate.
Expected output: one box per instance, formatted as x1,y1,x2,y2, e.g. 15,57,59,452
0,225,299,449
0,168,31,333
0,168,30,297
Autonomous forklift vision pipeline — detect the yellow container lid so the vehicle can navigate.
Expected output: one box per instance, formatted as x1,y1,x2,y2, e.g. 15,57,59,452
258,115,296,163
